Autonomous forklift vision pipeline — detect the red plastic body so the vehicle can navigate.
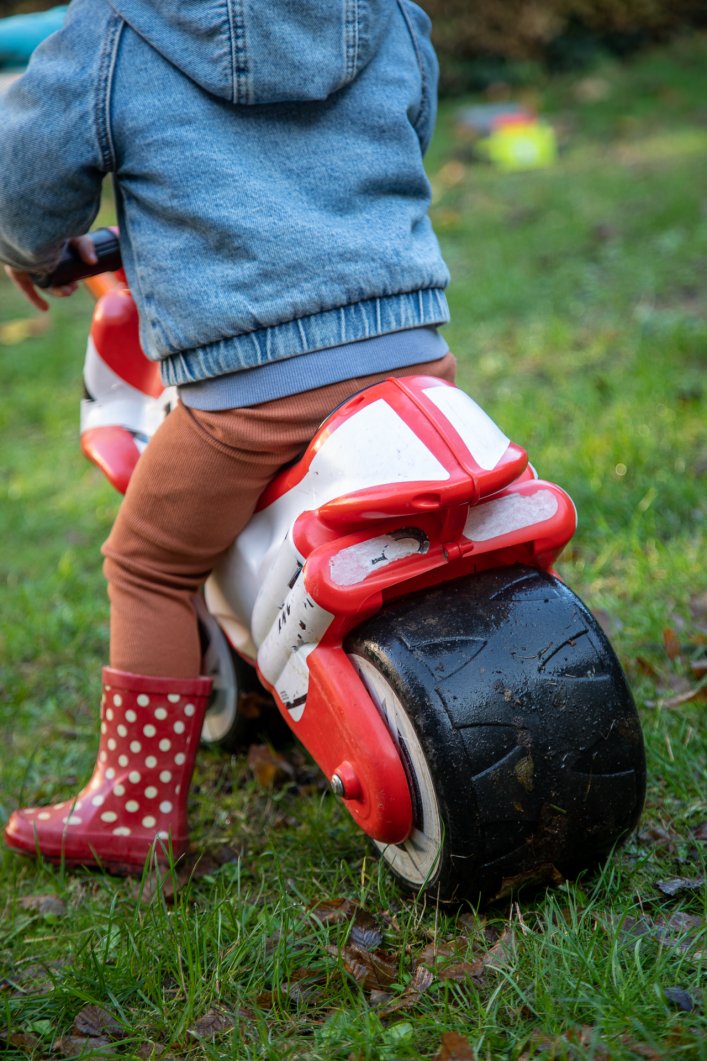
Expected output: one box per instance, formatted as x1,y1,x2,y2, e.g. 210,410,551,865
80,275,578,847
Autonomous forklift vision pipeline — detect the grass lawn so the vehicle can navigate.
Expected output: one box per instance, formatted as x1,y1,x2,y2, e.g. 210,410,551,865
1,35,705,1061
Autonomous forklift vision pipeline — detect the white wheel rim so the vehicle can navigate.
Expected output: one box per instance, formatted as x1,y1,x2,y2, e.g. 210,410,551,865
198,608,239,745
350,654,444,888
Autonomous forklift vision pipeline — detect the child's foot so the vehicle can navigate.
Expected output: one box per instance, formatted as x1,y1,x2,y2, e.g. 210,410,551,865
4,668,211,872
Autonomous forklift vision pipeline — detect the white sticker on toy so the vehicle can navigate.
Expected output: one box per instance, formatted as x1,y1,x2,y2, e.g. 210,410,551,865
463,489,559,543
329,529,429,587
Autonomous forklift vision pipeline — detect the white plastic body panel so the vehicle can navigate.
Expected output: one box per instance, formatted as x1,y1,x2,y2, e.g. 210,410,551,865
205,397,450,652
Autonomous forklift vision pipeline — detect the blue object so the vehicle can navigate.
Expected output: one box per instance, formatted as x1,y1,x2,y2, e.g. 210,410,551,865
0,6,67,69
0,0,450,403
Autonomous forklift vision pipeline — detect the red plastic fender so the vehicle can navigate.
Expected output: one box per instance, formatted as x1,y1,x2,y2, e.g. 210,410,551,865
80,426,141,496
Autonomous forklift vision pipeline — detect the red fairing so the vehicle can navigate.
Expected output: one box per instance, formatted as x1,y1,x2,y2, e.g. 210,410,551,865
260,375,528,517
80,426,141,496
91,289,163,398
249,376,576,843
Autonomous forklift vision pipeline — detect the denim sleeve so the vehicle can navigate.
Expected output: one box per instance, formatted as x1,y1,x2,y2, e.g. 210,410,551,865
0,0,116,274
397,0,439,155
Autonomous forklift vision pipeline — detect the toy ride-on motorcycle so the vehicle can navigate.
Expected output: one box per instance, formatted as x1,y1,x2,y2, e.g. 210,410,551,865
44,230,646,902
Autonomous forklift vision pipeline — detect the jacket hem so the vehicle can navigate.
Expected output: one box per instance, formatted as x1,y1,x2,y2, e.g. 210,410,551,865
160,288,450,387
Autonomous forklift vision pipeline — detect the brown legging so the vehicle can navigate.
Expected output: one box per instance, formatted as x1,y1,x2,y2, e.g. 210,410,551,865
103,353,457,677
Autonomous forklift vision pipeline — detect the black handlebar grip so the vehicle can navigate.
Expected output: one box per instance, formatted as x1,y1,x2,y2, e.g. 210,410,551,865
32,228,123,289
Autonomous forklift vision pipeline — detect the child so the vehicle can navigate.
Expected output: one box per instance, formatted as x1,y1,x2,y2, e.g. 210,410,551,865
0,0,453,871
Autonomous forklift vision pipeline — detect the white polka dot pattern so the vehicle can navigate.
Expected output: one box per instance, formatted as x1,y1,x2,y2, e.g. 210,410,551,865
10,673,210,868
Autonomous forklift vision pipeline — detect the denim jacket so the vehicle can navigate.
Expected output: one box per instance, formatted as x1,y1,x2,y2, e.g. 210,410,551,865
0,0,450,387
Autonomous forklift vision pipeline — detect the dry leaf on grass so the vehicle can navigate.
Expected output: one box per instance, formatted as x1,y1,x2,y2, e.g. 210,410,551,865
0,316,50,346
418,935,468,968
654,911,705,958
657,681,707,708
247,744,295,787
188,1008,236,1040
434,1030,477,1060
309,898,384,949
56,1035,114,1057
663,627,683,661
19,894,66,917
349,911,383,952
278,967,328,1006
327,942,398,991
309,897,359,924
664,986,699,1012
73,1005,126,1040
612,910,704,960
2,1032,42,1053
518,1025,610,1061
375,963,435,1016
688,591,707,634
134,1043,173,1059
656,876,704,897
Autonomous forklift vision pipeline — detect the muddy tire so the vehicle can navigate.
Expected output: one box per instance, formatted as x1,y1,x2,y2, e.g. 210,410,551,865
345,565,646,903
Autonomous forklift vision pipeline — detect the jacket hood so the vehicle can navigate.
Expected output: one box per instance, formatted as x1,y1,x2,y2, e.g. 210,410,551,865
109,0,395,105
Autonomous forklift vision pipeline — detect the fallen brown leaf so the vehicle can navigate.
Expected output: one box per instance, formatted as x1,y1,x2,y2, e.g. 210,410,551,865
492,863,563,900
368,989,393,1007
238,689,275,721
482,927,515,969
635,656,661,680
409,964,434,993
349,910,383,951
74,1005,126,1040
376,963,435,1016
19,894,66,917
309,897,358,924
309,897,384,950
247,744,295,787
656,876,704,897
418,936,468,968
134,1043,172,1059
3,1032,42,1052
664,986,699,1012
519,1025,610,1061
688,590,707,634
55,1036,113,1057
188,1008,236,1040
279,966,327,1006
617,915,653,943
663,627,682,661
654,911,705,958
434,1030,477,1060
328,943,398,991
617,1038,662,1060
0,316,50,346
637,822,680,854
439,960,485,983
658,680,707,708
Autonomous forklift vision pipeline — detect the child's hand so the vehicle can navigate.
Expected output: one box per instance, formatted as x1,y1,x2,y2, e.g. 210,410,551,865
3,235,98,312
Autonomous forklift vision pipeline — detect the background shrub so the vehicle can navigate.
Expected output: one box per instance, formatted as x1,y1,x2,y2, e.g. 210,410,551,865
1,0,706,91
419,0,707,92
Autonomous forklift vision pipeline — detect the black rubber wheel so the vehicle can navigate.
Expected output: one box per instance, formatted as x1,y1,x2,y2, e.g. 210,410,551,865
345,565,646,903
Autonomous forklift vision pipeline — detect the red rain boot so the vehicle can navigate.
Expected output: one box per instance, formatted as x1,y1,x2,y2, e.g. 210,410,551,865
4,667,212,872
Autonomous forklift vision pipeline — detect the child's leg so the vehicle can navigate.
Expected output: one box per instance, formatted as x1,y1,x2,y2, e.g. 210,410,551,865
103,353,456,678
4,354,455,868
